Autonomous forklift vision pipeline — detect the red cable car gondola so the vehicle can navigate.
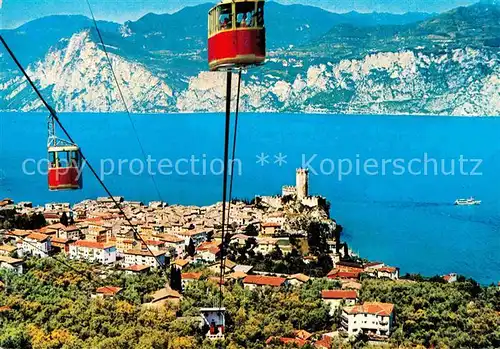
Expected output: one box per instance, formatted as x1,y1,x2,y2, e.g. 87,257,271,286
208,0,266,71
47,115,83,191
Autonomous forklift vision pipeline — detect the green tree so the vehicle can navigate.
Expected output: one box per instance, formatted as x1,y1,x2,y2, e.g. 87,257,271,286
60,212,69,227
186,239,196,258
307,222,330,255
245,224,259,237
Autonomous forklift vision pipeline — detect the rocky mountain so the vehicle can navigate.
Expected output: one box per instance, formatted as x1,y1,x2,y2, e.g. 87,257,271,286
0,1,498,116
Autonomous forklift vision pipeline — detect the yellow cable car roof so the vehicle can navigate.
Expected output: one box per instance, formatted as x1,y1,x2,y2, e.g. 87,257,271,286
210,0,264,12
48,145,80,152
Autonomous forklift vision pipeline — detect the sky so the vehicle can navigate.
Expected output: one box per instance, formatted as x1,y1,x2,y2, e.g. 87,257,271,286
0,0,478,29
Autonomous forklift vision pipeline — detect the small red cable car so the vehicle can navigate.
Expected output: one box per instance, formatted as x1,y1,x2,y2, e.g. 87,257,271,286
208,0,266,71
48,145,82,190
47,116,83,191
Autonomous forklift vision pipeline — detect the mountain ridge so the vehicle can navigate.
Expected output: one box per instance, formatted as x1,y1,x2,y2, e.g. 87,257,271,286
0,2,498,116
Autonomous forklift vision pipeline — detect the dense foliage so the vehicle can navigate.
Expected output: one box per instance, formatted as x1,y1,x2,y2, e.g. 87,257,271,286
0,258,499,348
226,245,333,278
361,279,500,348
0,210,46,230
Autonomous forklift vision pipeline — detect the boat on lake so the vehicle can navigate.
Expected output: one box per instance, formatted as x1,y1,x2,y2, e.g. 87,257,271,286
454,197,481,206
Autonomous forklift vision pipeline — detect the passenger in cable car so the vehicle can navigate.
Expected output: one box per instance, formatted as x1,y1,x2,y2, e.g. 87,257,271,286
219,5,232,30
236,3,256,28
240,13,248,27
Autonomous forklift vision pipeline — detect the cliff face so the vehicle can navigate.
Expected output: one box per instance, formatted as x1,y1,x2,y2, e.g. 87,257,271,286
1,2,499,116
1,31,175,112
177,49,499,115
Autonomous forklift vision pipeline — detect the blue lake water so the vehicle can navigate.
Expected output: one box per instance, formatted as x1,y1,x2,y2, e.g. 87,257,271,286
1,112,499,284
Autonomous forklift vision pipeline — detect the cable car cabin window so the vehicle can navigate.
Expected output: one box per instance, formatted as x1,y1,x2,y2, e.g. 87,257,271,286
70,151,80,168
49,152,57,168
209,9,215,36
236,3,256,28
218,4,233,31
257,2,264,27
56,151,70,168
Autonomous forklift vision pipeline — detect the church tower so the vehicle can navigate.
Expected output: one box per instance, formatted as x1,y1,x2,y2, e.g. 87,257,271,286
296,168,309,200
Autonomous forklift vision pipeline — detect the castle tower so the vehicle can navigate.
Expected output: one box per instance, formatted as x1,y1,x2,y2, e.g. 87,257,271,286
296,168,309,200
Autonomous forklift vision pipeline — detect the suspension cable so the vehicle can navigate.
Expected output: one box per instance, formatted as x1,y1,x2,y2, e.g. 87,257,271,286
226,70,243,228
218,71,232,308
0,35,167,272
84,0,165,204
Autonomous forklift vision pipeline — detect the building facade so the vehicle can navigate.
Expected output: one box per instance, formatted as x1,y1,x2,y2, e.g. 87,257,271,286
121,249,166,269
321,290,357,316
22,233,51,258
69,240,117,264
341,302,394,338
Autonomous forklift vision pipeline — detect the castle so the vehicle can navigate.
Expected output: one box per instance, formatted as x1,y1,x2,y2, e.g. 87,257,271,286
258,169,322,208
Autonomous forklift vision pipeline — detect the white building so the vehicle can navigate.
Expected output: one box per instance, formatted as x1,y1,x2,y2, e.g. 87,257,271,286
181,272,203,291
22,233,51,258
57,225,82,241
255,238,278,255
174,229,209,246
194,247,220,264
158,235,185,257
321,290,357,316
341,302,394,338
376,266,400,280
0,256,24,274
69,240,117,265
121,249,166,269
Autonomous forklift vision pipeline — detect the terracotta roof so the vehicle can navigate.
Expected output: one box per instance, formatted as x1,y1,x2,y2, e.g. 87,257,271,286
0,256,23,265
206,246,220,254
177,229,207,236
124,249,165,257
321,290,357,300
51,237,69,244
63,225,80,232
182,272,203,280
266,337,307,347
160,235,185,243
8,230,31,237
289,273,310,283
344,302,394,316
228,271,248,279
96,286,122,296
327,269,361,280
379,266,398,273
46,223,66,230
196,241,220,251
0,306,12,312
0,245,17,252
72,240,115,250
261,222,281,228
314,335,333,349
173,259,190,267
145,240,164,246
341,281,362,290
224,259,236,269
243,275,286,287
337,265,364,273
123,264,150,272
363,262,385,268
293,329,312,340
26,233,49,242
151,288,182,302
231,234,250,240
